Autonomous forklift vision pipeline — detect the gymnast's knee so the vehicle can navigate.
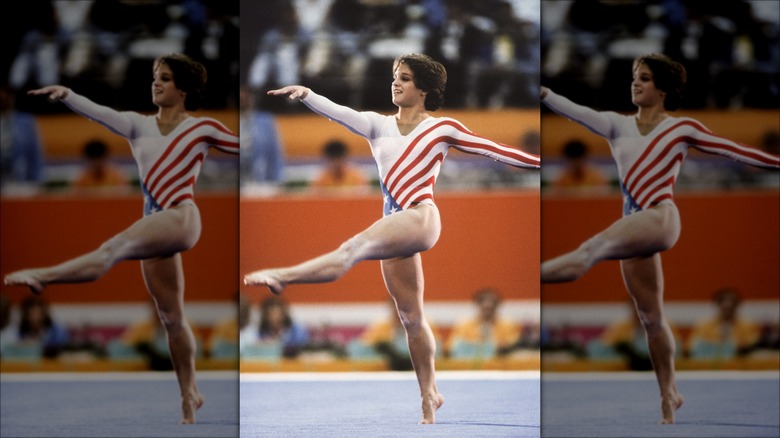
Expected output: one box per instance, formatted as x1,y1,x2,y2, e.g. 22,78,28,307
157,308,187,335
397,308,425,334
336,235,368,267
636,308,665,334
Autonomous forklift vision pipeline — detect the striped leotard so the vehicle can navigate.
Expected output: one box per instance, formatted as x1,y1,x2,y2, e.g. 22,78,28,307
302,91,540,215
63,92,239,215
542,90,780,215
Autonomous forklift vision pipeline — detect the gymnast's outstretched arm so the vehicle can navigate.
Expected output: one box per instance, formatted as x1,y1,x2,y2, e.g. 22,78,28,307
28,85,136,138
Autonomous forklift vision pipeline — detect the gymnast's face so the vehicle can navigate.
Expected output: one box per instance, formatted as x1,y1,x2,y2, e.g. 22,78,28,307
391,64,426,108
152,64,185,107
631,64,665,109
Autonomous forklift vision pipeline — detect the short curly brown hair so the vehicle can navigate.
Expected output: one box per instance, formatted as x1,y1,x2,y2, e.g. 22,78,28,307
393,54,447,111
154,53,208,111
633,53,687,111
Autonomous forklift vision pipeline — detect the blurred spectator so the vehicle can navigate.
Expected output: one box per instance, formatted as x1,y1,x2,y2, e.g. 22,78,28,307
472,0,541,108
446,288,520,359
258,296,310,358
301,0,368,107
552,139,608,188
687,288,761,359
0,295,18,355
239,86,284,185
8,2,69,91
17,296,70,358
72,139,128,189
248,2,310,97
0,87,44,187
238,294,259,351
206,293,242,360
762,130,780,156
587,301,682,370
521,130,541,156
292,0,336,35
311,139,368,190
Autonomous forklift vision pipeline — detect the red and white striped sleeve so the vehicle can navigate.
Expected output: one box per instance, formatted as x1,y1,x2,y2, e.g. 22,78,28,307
205,118,239,155
685,119,780,169
447,118,540,169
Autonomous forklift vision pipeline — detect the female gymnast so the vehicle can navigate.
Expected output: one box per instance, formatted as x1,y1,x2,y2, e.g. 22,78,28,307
4,54,239,424
244,53,540,424
540,53,779,424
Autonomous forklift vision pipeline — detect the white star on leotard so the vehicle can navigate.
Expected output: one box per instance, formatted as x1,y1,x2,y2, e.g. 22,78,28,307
389,206,399,214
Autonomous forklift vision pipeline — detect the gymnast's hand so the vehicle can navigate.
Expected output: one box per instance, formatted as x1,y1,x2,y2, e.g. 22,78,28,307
540,86,549,100
28,85,70,102
267,85,310,101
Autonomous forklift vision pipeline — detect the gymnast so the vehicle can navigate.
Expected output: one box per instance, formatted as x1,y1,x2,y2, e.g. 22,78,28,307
4,53,239,424
244,53,540,424
540,53,779,424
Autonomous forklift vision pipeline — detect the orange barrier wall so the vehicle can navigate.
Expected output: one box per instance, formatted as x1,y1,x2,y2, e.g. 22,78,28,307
240,190,540,303
541,191,780,302
542,109,779,157
0,192,239,303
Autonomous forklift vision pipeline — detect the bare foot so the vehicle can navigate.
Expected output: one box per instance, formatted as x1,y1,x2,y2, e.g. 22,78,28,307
419,392,445,424
540,251,590,284
659,392,684,424
243,270,285,295
4,270,45,295
180,392,205,424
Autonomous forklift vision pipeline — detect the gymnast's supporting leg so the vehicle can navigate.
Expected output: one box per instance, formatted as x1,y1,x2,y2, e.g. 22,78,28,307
244,204,441,294
4,205,202,294
621,254,683,424
541,204,681,283
142,253,204,424
382,254,443,424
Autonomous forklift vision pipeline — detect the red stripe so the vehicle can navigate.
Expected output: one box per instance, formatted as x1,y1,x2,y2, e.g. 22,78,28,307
386,136,449,194
692,137,779,166
169,193,195,206
144,120,230,190
155,153,205,206
155,154,204,207
383,120,470,189
147,136,211,195
623,120,703,189
398,175,437,209
626,135,690,194
394,154,444,207
648,193,674,208
638,175,675,209
410,193,434,205
455,140,540,166
633,152,684,204
158,175,197,209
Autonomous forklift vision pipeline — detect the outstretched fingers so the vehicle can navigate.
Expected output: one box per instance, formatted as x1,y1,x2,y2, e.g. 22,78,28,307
244,270,285,295
27,85,69,102
4,271,44,294
266,86,308,100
